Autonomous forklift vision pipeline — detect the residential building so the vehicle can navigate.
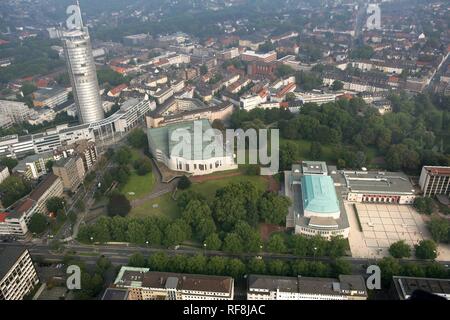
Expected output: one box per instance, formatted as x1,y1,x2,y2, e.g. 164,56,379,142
419,166,450,197
391,276,450,300
0,174,63,236
52,156,86,192
147,119,237,176
146,98,233,128
294,92,337,105
241,50,277,63
247,275,367,300
28,173,64,215
0,248,39,300
54,140,98,172
32,87,70,108
153,87,174,105
112,267,234,300
0,165,10,184
13,152,54,180
284,162,350,238
0,100,35,124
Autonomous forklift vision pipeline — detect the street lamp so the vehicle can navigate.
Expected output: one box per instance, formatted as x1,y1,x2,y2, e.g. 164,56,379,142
313,247,318,261
145,241,149,247
90,236,94,243
203,242,207,255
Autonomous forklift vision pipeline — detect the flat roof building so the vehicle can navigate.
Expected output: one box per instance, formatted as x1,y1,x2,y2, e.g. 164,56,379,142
247,274,367,300
112,267,234,300
419,166,450,197
340,170,417,204
0,247,39,300
391,276,450,300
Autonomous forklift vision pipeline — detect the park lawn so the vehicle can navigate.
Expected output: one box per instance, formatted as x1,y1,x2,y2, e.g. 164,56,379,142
183,174,269,203
121,171,156,200
129,193,180,220
280,138,337,164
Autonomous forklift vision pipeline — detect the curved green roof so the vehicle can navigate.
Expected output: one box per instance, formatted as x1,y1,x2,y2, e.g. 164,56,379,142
301,175,340,214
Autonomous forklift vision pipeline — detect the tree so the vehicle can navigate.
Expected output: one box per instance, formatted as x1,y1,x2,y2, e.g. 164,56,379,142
428,218,449,243
127,129,148,149
204,233,222,251
327,236,347,258
267,233,287,253
0,176,32,207
331,259,352,275
107,194,131,217
147,252,168,271
114,146,132,165
28,213,48,234
267,260,289,276
211,119,225,131
178,175,192,190
331,80,344,91
185,254,207,274
226,258,246,279
200,65,208,75
415,240,437,260
413,197,434,215
163,219,191,247
290,235,309,257
258,192,291,225
133,158,152,176
378,257,401,286
128,253,147,267
275,64,294,78
222,233,244,253
389,240,412,258
279,141,298,170
206,256,228,275
182,199,215,241
247,258,266,274
46,197,66,214
126,219,146,244
0,157,18,171
309,141,322,160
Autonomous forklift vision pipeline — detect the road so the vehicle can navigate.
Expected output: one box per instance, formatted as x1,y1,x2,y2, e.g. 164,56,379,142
2,242,449,277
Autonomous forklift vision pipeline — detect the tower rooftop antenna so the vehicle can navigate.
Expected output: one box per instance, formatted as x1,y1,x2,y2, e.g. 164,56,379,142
76,0,84,28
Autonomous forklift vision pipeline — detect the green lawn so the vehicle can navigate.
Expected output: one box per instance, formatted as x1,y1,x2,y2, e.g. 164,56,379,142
121,171,156,200
129,193,180,220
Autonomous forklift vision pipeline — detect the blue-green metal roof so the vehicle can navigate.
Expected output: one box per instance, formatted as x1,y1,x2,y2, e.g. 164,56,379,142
301,175,340,214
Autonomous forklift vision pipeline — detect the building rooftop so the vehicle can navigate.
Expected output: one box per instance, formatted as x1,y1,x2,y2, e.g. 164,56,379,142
114,267,233,294
301,175,340,214
28,174,60,202
0,247,27,280
148,119,226,160
392,276,450,300
101,288,129,300
342,170,415,195
423,166,450,176
302,161,328,175
248,275,298,293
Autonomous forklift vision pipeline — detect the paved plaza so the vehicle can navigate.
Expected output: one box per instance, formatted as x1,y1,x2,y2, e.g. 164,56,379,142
346,202,431,259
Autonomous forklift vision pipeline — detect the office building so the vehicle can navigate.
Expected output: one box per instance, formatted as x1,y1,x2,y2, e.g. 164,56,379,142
52,156,86,192
0,248,39,300
61,8,104,124
419,166,450,197
112,267,234,300
28,173,64,215
284,162,350,238
241,50,277,63
391,276,450,300
0,165,10,184
13,152,53,180
32,87,70,108
147,119,237,176
247,275,367,300
0,100,35,124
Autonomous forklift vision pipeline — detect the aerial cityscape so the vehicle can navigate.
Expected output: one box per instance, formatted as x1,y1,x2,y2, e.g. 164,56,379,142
0,0,449,307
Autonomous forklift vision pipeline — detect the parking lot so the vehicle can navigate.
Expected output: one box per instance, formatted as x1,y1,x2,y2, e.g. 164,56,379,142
347,202,430,258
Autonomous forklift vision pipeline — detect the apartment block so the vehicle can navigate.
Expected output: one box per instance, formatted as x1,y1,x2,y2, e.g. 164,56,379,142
52,156,86,192
0,248,39,300
247,275,367,300
112,267,234,300
0,165,10,184
419,166,450,197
